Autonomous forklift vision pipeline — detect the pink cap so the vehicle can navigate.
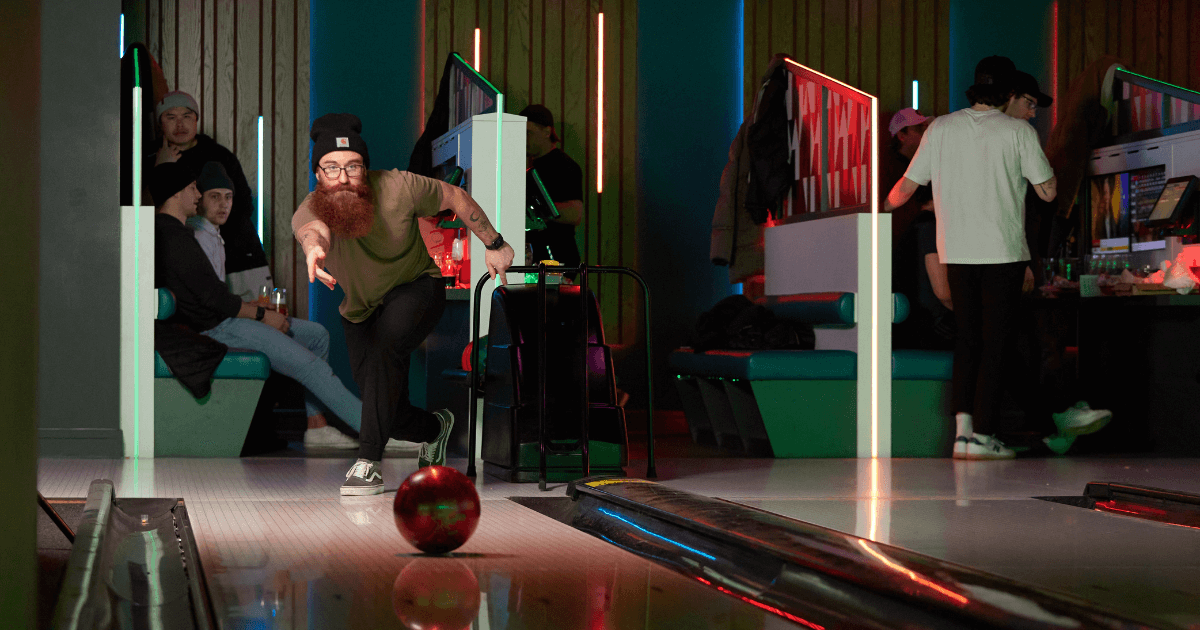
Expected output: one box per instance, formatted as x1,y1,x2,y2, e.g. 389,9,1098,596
888,108,930,137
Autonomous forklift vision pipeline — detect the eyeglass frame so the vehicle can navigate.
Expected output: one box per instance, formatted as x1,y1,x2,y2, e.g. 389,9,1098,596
1020,95,1038,110
319,163,366,179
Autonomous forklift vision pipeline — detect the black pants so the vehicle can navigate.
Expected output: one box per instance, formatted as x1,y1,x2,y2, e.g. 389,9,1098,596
342,275,446,461
946,262,1026,435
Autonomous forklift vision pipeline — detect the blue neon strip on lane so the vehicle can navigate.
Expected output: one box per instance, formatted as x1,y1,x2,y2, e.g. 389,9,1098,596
598,507,716,561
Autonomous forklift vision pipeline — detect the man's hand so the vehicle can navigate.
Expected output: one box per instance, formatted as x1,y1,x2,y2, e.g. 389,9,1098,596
156,136,181,165
306,244,337,290
484,243,516,285
262,309,290,334
1022,265,1036,294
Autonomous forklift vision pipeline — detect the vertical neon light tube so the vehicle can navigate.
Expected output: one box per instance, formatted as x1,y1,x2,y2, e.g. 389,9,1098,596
132,50,142,459
474,28,481,71
912,80,919,110
120,13,125,57
257,115,264,245
870,95,879,459
596,13,605,194
496,93,505,237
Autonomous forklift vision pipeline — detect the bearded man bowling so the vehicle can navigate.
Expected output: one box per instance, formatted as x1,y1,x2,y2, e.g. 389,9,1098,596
292,113,515,495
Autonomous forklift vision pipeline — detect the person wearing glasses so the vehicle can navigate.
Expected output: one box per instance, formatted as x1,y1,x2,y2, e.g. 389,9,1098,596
884,56,1059,460
292,113,515,495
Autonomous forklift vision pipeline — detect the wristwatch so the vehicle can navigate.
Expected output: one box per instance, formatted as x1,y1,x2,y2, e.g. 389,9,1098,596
255,306,266,321
485,234,506,251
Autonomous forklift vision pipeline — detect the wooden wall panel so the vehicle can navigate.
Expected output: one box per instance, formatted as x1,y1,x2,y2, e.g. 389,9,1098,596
425,0,639,344
744,0,952,119
1056,0,1200,118
146,0,311,317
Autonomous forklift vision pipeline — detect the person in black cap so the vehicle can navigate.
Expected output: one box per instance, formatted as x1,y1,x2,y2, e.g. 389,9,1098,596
185,160,364,451
520,104,583,273
292,112,515,495
883,56,1059,460
154,161,366,452
149,90,272,301
189,161,235,281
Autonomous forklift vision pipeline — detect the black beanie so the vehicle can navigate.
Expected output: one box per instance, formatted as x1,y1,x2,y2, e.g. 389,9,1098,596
311,113,370,174
151,162,196,205
196,161,234,193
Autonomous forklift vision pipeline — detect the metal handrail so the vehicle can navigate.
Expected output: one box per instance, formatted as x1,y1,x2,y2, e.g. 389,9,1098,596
467,265,656,487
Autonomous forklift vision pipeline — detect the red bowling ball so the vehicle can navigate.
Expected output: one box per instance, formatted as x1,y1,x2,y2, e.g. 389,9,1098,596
393,466,481,554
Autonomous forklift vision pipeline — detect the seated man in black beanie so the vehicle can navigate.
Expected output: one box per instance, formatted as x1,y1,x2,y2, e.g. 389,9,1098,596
293,112,515,495
183,160,367,450
153,161,365,451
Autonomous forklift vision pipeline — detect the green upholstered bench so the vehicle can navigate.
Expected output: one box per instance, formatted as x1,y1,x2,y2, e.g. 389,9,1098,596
673,292,954,458
891,349,954,457
154,289,271,456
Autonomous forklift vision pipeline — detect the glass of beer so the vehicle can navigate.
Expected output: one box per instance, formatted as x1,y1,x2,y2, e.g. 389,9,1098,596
258,285,272,306
271,288,289,317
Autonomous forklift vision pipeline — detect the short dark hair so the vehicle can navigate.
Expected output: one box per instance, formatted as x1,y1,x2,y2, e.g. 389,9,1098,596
965,84,1012,107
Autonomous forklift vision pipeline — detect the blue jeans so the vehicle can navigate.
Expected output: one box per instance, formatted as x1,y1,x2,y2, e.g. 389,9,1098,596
202,317,362,430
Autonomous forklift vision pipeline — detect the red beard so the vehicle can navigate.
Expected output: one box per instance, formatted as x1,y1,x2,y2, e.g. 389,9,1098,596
310,181,376,238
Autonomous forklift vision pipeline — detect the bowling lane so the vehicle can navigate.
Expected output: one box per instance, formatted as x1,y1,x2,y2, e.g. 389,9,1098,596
37,457,811,629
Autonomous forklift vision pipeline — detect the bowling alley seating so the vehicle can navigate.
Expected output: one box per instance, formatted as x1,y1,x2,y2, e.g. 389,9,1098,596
154,288,271,456
671,292,955,458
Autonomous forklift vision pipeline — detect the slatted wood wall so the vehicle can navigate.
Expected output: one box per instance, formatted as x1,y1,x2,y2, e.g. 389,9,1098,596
145,0,312,318
744,0,952,120
1056,0,1200,98
424,0,639,344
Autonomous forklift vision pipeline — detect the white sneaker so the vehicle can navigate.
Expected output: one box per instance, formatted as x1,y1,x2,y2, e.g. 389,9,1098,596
1053,401,1112,437
341,459,383,496
304,425,360,450
953,434,1015,460
385,438,420,454
418,409,455,468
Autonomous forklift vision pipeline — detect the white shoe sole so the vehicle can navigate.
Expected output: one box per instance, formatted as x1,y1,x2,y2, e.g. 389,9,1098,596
955,451,1016,461
340,484,383,496
1057,412,1112,437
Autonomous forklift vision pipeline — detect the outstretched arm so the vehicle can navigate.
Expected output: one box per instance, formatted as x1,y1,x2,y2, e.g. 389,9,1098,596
294,218,338,290
440,181,516,284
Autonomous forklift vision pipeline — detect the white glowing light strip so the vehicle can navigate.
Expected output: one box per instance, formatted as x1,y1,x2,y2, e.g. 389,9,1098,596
870,95,879,458
495,93,504,237
132,84,142,459
912,80,919,109
257,115,264,244
120,13,125,57
783,57,874,98
596,12,604,194
474,28,481,71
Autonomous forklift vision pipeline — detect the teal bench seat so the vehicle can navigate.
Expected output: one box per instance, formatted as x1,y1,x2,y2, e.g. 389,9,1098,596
672,292,953,458
154,289,271,456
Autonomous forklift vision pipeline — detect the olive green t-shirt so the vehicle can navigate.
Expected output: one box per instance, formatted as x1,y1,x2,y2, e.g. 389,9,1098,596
293,169,443,322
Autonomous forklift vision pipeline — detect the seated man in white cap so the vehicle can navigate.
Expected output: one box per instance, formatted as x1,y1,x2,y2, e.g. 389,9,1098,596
187,160,362,450
151,90,272,301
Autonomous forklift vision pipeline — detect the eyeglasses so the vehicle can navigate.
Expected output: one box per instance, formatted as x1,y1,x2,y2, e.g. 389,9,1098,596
320,164,365,178
1021,96,1038,110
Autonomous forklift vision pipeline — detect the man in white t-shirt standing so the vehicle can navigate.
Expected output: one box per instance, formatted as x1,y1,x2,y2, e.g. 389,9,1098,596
884,57,1057,460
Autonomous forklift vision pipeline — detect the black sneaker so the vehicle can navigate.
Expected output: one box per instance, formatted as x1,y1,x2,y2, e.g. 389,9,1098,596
341,458,383,496
418,409,455,468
